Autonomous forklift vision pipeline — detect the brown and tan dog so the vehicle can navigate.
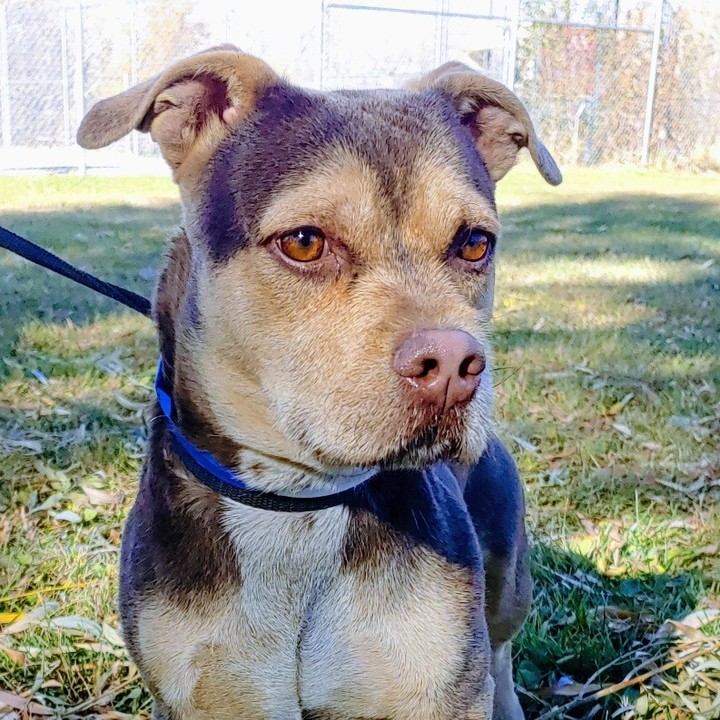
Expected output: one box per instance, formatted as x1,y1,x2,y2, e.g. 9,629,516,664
78,46,560,720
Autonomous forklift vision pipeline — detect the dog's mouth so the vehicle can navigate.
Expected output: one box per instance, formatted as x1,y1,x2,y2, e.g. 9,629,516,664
308,401,473,471
375,409,469,469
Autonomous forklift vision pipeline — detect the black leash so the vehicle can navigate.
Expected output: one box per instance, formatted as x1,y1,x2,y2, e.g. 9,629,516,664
0,224,152,318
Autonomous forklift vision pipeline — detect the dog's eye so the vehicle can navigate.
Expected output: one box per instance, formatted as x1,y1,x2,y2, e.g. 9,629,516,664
456,228,495,263
278,227,326,262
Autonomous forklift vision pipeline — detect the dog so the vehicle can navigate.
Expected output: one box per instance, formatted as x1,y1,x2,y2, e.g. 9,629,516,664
77,45,561,720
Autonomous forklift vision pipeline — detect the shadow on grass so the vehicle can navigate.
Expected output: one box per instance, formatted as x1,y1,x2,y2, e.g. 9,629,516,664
1,193,718,348
517,542,705,718
500,196,720,263
0,204,179,360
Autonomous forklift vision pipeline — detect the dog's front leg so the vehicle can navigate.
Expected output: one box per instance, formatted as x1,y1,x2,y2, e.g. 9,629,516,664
462,439,531,720
490,641,525,720
465,673,495,720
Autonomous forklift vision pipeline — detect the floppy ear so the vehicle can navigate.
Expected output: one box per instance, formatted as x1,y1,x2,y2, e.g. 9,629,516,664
409,62,562,185
77,45,278,175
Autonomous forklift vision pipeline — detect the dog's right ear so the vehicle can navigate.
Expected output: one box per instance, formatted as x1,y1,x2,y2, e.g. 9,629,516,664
77,45,278,176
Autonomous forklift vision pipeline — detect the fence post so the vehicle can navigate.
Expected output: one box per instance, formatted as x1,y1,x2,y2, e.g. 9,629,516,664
319,0,326,90
506,0,520,90
73,0,85,175
130,0,139,157
434,0,449,67
0,3,10,148
641,0,663,166
60,8,71,143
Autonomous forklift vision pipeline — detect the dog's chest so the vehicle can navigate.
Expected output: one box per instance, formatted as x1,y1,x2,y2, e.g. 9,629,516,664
137,495,489,719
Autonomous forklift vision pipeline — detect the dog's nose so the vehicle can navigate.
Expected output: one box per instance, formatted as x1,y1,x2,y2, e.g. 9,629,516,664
393,330,485,412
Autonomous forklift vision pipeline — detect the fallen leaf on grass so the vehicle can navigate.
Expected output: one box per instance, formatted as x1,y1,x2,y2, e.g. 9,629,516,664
0,642,25,666
591,605,641,621
38,682,61,690
30,369,49,385
81,485,123,506
649,611,720,642
28,494,63,514
0,614,22,625
551,676,603,697
2,439,43,454
49,616,102,638
679,608,720,629
96,355,125,376
545,447,576,462
511,436,539,453
113,390,147,412
0,602,58,635
112,391,146,412
0,691,52,716
611,422,633,437
102,623,125,648
48,509,82,524
656,478,700,496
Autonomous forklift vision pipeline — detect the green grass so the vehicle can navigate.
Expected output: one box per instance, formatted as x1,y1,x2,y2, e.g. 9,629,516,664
0,165,718,719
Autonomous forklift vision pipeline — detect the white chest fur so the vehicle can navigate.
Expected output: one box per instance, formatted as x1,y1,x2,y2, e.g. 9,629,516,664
136,501,491,720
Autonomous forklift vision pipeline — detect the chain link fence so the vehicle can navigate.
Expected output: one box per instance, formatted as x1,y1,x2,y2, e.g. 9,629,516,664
1,0,718,173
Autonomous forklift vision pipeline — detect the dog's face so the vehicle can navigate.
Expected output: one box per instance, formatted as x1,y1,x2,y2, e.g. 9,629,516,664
78,48,560,480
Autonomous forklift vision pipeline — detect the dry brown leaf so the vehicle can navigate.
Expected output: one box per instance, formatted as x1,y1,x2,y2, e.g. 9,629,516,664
0,691,52,717
81,485,123,506
594,605,640,621
552,681,603,697
1,602,58,636
0,643,25,666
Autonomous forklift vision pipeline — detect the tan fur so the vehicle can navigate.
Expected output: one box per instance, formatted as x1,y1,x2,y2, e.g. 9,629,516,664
171,140,499,494
136,504,494,719
409,61,562,185
77,46,278,182
80,47,560,720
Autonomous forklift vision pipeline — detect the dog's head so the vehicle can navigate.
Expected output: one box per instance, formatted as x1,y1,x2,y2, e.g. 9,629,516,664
78,47,560,485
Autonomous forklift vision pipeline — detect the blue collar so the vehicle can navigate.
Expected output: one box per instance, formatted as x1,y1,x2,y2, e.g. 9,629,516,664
155,358,375,512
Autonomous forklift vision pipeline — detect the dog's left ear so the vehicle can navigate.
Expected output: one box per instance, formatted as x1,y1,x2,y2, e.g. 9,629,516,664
410,62,562,185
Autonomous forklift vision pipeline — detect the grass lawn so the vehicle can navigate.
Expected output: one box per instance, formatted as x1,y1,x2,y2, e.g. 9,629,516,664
0,166,718,719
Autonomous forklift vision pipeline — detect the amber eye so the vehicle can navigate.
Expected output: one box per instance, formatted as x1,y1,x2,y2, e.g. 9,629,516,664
278,227,326,262
457,228,495,263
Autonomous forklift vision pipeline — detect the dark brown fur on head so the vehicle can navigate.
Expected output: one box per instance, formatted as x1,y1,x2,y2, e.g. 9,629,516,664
78,48,560,493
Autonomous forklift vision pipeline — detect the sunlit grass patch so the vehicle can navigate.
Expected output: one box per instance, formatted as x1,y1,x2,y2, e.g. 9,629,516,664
0,168,718,718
